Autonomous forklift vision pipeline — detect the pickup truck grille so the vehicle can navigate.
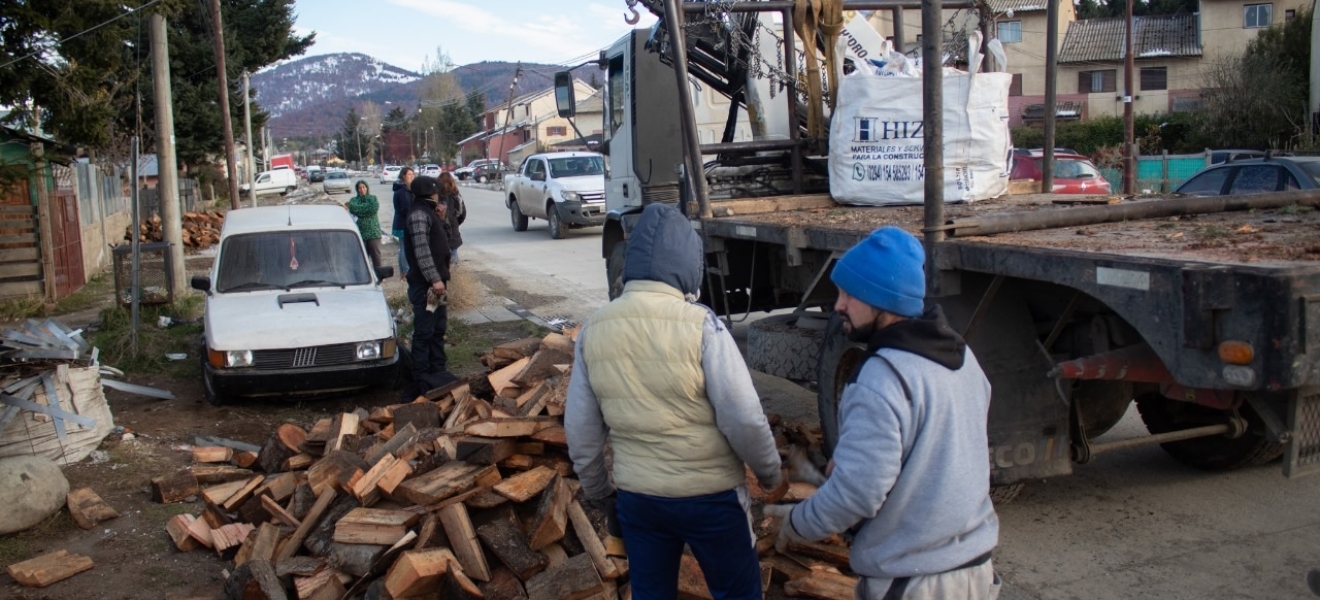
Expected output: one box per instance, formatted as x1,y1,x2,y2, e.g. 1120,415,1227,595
579,191,605,204
252,343,358,371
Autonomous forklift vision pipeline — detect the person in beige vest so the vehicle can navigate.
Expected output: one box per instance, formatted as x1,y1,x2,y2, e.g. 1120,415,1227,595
565,203,782,600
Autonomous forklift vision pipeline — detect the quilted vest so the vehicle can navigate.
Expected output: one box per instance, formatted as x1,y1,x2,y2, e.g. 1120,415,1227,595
581,280,745,497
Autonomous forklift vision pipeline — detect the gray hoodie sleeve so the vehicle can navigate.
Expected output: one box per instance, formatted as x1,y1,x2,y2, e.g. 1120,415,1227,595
789,359,906,541
563,328,615,500
702,313,783,489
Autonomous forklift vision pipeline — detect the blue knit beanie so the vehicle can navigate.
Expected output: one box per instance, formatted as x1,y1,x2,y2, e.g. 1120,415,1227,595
830,226,925,317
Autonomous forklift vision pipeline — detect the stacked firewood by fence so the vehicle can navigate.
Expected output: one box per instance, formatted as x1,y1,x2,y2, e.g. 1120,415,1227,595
149,329,857,600
123,211,224,250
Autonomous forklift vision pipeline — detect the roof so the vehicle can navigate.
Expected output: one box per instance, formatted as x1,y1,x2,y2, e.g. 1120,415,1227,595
220,205,357,237
1059,13,1201,63
988,0,1049,14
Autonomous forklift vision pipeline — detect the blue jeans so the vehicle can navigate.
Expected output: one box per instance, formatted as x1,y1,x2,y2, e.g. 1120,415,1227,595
393,229,409,276
407,281,453,392
616,488,761,600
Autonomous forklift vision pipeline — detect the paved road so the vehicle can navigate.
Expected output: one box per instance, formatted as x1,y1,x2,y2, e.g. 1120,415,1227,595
358,175,1320,599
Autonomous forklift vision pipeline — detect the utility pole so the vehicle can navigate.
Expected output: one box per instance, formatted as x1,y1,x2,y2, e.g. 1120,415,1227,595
150,13,186,301
493,63,522,164
1310,8,1320,138
1122,0,1136,195
1042,0,1059,192
243,71,256,208
208,0,240,210
921,0,944,258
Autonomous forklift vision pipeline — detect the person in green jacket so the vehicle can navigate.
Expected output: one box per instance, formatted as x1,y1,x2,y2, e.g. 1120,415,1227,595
348,180,383,269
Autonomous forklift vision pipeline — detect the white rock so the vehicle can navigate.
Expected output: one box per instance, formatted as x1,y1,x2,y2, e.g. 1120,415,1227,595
0,456,70,535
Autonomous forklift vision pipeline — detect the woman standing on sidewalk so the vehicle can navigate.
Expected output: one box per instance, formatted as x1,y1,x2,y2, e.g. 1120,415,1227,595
438,172,466,261
348,179,383,268
392,167,416,277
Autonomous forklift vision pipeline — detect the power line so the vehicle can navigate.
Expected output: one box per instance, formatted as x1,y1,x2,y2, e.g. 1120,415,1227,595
0,0,168,70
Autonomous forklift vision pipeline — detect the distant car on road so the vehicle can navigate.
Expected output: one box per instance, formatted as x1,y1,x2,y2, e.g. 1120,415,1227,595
1010,153,1112,194
240,169,299,197
323,170,353,194
307,166,325,183
379,165,402,184
1175,157,1320,197
470,163,505,184
421,164,441,178
455,158,504,180
191,205,399,405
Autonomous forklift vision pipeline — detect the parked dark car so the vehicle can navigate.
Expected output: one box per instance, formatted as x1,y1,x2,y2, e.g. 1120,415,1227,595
308,168,326,183
1175,157,1320,196
470,163,506,184
1010,153,1112,194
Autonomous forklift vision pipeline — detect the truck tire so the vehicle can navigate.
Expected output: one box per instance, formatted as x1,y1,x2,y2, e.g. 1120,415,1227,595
1135,393,1284,470
748,314,825,381
817,313,867,457
548,203,568,239
606,241,626,300
510,201,528,232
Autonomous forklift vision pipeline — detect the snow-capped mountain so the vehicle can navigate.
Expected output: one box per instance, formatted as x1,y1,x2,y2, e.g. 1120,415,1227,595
252,53,421,119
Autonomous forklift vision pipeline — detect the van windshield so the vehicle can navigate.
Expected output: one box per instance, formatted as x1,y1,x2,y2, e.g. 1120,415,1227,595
216,230,371,292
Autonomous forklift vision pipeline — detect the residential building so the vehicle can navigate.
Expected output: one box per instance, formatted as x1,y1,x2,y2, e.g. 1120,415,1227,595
461,79,599,168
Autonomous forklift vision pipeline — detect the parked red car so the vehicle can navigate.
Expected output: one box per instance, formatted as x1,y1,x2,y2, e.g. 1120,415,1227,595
1010,153,1112,194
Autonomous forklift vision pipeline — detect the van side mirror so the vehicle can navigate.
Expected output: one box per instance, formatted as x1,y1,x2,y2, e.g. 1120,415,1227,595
191,275,211,294
554,71,576,118
374,266,394,281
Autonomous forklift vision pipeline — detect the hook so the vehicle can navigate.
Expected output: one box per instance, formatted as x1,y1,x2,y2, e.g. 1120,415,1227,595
625,5,641,25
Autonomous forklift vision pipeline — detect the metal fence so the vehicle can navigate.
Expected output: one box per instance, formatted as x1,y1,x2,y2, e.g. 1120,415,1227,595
1100,150,1213,193
75,163,128,225
137,178,200,217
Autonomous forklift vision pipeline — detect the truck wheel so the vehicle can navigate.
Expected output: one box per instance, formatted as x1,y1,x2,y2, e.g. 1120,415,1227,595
817,312,868,457
606,241,626,300
510,201,528,232
1073,381,1133,439
548,204,568,239
748,313,825,381
1135,393,1284,470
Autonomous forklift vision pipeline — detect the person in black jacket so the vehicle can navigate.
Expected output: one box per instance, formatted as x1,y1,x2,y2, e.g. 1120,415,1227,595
391,167,416,278
438,172,466,261
404,175,458,394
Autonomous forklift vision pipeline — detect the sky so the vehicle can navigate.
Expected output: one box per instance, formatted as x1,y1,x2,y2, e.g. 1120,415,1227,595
291,0,659,73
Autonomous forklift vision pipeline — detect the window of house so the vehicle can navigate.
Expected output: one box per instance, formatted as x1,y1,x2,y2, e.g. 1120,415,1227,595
1009,74,1023,96
1285,8,1295,19
1244,3,1272,28
1079,70,1116,93
999,21,1023,43
1140,67,1167,91
546,126,567,137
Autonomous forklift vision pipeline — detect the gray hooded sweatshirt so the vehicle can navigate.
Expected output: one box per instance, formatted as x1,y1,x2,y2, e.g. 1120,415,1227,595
564,203,782,499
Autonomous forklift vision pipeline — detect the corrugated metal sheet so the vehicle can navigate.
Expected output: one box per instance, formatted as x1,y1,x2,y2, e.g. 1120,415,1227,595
988,0,1050,14
1059,13,1201,64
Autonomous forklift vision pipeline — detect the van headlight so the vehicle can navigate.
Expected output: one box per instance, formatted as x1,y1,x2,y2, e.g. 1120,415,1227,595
356,341,382,361
226,350,254,368
562,191,581,202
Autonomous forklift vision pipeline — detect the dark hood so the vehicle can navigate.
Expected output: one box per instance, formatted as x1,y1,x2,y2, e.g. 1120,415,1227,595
866,305,966,370
622,203,702,297
393,180,407,192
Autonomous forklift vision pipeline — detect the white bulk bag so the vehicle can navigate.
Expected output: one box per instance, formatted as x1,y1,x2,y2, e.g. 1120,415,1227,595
829,35,1013,206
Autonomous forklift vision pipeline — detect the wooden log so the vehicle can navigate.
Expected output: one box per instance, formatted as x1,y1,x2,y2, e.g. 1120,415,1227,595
493,337,542,361
295,567,347,600
348,452,400,506
677,555,713,600
187,512,215,548
274,556,324,578
333,508,419,546
764,556,811,583
465,489,510,510
166,514,201,551
457,436,517,465
259,423,308,473
511,348,573,387
151,470,199,504
524,553,603,600
202,478,251,506
437,502,491,582
785,539,852,569
234,450,259,469
262,495,301,529
515,442,546,455
66,487,119,530
384,548,457,598
783,570,857,600
193,446,234,463
327,413,361,453
539,332,574,357
527,476,569,550
567,501,618,580
239,493,274,526
327,542,388,578
284,453,316,471
529,426,567,447
225,559,288,600
493,466,557,503
489,357,530,397
364,422,417,466
222,475,267,512
784,482,817,502
465,416,558,438
393,402,441,431
481,566,529,600
542,544,568,568
276,488,336,561
476,517,549,581
289,484,316,520
212,523,256,555
414,513,442,550
240,522,284,565
191,464,256,485
396,462,499,506
253,472,300,503
302,496,362,560
307,451,368,496
443,565,486,600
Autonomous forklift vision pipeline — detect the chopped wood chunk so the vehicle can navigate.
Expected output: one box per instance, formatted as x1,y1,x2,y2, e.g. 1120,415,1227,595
528,476,570,550
524,553,602,600
192,446,234,463
783,570,858,600
234,450,259,469
384,548,457,598
333,507,420,545
151,470,199,504
438,502,491,582
259,423,307,473
493,466,557,503
476,517,549,581
202,478,251,506
567,500,618,580
295,567,346,600
465,416,558,438
444,564,487,600
276,488,337,561
457,436,518,465
511,348,573,388
66,487,119,530
191,464,257,485
396,462,498,506
785,539,851,569
529,426,567,447
166,514,201,551
212,523,256,555
481,567,529,600
7,550,94,588
306,451,368,496
493,337,542,361
489,357,531,397
393,402,442,431
221,475,267,512
539,332,574,357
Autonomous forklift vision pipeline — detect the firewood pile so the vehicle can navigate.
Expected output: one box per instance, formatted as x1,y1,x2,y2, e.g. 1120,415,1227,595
146,328,857,600
123,211,225,250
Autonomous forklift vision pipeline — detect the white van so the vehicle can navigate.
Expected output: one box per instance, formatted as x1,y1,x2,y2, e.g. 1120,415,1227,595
240,169,298,196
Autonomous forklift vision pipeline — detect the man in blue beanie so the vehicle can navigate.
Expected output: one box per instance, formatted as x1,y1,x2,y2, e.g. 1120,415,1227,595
768,226,1001,600
565,203,782,600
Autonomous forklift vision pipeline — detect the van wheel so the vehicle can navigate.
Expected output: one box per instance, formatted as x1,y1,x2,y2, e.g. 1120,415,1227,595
285,186,295,195
548,204,568,239
510,201,529,232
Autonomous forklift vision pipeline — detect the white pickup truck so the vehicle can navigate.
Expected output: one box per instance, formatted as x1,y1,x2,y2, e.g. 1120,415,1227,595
504,151,607,239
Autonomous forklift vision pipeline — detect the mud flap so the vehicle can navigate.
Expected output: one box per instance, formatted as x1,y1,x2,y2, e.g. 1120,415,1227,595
1284,387,1320,477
